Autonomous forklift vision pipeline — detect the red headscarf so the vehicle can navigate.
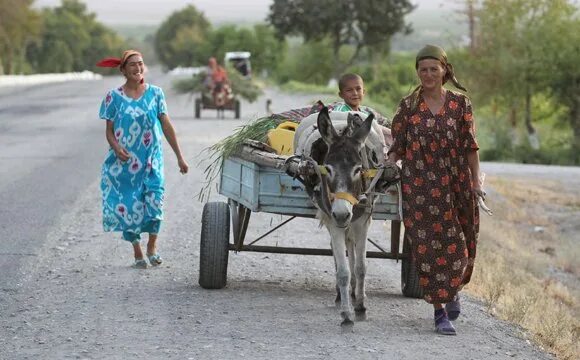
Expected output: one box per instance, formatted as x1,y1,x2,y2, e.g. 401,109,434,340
96,50,145,83
96,49,142,68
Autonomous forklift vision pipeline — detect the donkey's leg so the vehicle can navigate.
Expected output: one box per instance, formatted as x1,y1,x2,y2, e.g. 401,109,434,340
352,216,371,317
346,235,356,299
331,242,341,303
329,226,353,326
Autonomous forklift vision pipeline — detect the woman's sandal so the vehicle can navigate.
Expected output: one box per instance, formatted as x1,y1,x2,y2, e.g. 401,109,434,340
434,309,456,335
147,253,163,266
445,295,461,321
132,259,148,269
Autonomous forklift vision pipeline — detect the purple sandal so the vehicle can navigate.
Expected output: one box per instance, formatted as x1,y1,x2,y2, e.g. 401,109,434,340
434,309,456,335
445,295,461,321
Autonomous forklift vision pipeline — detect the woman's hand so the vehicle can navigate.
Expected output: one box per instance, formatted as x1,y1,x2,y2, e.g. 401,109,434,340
114,146,130,162
178,157,189,174
472,172,486,200
472,182,486,200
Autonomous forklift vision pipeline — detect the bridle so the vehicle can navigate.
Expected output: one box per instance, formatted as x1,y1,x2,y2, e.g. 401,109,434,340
286,155,383,220
317,165,379,206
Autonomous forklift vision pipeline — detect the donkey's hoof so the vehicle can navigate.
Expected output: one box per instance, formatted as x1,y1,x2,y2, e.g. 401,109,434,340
341,319,354,332
355,306,367,321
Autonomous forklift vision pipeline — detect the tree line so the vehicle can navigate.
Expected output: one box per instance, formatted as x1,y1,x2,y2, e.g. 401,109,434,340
152,5,287,76
462,0,580,164
2,0,578,164
261,0,579,164
0,0,125,75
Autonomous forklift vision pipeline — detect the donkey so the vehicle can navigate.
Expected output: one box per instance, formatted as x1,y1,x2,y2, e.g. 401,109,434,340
314,107,376,328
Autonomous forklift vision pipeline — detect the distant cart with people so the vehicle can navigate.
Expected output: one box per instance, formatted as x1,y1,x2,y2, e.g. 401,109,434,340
194,52,252,119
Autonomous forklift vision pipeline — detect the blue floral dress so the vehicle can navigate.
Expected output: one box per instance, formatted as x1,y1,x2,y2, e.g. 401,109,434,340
99,84,167,242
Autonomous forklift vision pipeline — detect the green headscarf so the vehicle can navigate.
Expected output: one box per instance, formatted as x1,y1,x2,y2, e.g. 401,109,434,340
410,45,467,110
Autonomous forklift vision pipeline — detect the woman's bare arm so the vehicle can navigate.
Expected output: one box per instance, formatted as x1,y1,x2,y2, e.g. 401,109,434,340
467,150,483,195
159,114,189,174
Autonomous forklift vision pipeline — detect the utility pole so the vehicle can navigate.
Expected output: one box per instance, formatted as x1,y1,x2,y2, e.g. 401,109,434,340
452,0,478,52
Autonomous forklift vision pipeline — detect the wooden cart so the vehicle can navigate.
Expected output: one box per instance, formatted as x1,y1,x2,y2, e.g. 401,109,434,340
195,92,241,119
199,151,422,298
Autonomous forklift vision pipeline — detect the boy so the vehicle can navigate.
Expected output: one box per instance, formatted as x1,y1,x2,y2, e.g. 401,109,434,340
331,73,393,147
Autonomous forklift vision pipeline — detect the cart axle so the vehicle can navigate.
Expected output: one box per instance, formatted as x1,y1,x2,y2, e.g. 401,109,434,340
229,244,408,259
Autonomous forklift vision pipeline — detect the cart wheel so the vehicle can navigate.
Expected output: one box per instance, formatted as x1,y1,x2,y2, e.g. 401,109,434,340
234,99,241,119
195,98,201,119
199,202,230,289
401,234,423,298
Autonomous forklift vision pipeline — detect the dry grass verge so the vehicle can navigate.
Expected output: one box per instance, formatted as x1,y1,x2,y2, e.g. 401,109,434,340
465,176,580,360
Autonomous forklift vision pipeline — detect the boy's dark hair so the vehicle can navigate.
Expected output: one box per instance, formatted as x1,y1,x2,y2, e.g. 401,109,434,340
338,73,363,91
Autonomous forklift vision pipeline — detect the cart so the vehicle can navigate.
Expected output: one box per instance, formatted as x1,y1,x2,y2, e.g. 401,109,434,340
195,91,241,119
199,149,423,298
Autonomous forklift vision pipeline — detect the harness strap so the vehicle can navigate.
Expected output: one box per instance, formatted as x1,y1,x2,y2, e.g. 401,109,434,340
332,192,359,206
318,166,377,179
362,169,378,178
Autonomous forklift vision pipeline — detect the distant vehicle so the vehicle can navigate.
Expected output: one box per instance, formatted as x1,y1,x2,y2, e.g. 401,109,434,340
224,51,252,78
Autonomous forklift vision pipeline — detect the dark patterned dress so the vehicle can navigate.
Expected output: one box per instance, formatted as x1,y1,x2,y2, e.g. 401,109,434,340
389,90,480,304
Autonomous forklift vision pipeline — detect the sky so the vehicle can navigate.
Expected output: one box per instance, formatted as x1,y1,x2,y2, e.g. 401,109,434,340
34,0,450,25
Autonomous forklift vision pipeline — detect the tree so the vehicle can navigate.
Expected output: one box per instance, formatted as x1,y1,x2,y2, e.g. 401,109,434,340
247,24,287,75
268,0,415,79
275,39,335,84
466,0,576,149
154,5,211,69
540,4,580,162
27,0,125,73
0,0,41,74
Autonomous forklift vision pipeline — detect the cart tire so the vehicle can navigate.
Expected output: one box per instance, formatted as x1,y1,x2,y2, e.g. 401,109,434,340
401,234,423,298
234,100,241,119
199,202,230,289
195,98,201,119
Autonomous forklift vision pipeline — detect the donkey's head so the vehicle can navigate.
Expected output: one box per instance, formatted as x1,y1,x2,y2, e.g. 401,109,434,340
317,107,374,228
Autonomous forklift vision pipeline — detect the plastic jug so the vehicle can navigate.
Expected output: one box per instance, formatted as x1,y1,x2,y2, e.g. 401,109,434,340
267,121,298,155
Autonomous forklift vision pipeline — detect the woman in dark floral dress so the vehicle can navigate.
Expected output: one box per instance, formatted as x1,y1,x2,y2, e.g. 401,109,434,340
387,45,484,335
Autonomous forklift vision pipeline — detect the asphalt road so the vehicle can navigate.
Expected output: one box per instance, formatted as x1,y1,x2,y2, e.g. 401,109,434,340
0,79,108,292
0,70,559,359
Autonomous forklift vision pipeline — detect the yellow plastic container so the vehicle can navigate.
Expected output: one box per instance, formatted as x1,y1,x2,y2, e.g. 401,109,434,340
267,121,298,155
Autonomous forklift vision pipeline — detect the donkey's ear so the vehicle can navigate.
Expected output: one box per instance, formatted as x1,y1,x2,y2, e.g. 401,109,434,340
352,112,374,146
317,107,339,144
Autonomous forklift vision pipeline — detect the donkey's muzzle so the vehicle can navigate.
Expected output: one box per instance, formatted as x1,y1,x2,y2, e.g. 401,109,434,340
332,210,352,228
330,195,355,227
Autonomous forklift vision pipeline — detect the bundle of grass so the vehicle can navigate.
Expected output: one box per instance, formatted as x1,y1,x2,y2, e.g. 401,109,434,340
172,66,263,103
197,116,280,201
173,73,206,94
226,65,263,103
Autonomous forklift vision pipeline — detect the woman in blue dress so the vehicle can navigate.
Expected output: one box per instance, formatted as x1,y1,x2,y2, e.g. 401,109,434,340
97,50,189,268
